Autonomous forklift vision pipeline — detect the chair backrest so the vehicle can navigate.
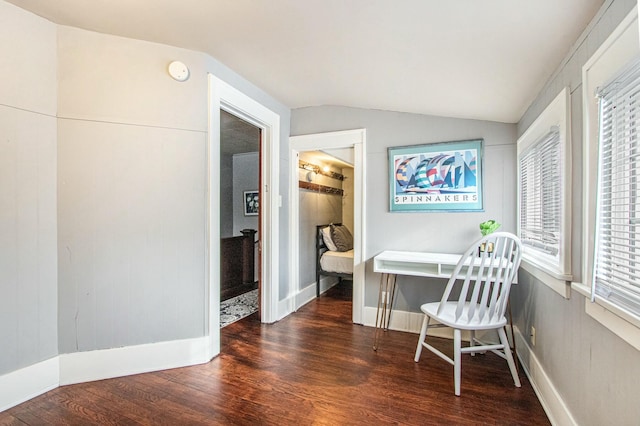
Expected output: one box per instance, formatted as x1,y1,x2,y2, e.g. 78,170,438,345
438,232,522,325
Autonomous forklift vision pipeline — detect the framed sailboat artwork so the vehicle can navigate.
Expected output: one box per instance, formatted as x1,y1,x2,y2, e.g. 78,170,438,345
389,139,484,212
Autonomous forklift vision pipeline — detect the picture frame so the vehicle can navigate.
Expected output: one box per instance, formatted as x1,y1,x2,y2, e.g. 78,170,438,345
243,190,259,216
389,139,484,212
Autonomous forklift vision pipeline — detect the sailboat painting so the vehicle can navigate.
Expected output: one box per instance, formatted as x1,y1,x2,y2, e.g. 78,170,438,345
389,139,484,212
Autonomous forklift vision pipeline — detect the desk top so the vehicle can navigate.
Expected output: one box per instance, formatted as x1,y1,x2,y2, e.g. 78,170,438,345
373,250,518,283
373,250,463,279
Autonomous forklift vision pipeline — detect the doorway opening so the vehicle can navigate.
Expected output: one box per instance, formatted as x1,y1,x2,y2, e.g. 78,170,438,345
299,150,354,299
208,74,280,359
289,129,366,324
219,110,261,327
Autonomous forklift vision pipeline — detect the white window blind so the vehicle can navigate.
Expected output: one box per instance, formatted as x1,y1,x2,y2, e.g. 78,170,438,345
593,55,640,317
519,127,562,261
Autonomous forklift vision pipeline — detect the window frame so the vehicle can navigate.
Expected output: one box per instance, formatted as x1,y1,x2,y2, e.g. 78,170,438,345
517,87,573,297
582,7,640,348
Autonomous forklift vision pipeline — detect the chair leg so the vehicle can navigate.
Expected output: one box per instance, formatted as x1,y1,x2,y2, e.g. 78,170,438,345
469,330,476,356
453,329,462,396
498,327,521,388
414,315,430,362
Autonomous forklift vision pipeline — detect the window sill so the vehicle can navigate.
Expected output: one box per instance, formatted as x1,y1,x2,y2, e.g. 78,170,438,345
584,296,640,352
520,258,572,299
571,282,640,351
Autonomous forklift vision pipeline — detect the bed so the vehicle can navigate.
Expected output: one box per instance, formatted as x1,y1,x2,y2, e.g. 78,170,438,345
316,223,354,297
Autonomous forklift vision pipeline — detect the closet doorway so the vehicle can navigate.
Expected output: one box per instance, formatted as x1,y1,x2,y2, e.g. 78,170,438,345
289,129,366,324
220,110,261,327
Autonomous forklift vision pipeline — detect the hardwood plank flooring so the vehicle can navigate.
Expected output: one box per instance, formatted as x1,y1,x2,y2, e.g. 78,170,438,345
2,282,550,425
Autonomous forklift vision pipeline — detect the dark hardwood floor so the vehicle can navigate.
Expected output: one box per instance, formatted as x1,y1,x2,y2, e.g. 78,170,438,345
2,281,550,425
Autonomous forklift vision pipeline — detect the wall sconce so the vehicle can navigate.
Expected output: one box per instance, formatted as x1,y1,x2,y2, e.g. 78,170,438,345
306,171,317,182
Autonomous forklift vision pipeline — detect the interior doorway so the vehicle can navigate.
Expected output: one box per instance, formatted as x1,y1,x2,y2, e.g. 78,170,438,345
219,110,261,327
208,74,280,359
289,129,366,324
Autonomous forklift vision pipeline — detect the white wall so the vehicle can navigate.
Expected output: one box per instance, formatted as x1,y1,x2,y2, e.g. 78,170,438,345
515,0,640,424
291,106,517,310
0,1,58,376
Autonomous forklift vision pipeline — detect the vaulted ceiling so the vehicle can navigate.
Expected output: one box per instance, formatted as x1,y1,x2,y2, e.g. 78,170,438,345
7,0,604,123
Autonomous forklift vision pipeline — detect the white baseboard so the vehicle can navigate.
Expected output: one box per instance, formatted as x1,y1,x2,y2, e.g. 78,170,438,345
295,277,340,311
514,327,576,426
295,282,317,310
362,306,469,341
0,357,59,412
278,296,293,321
59,336,211,386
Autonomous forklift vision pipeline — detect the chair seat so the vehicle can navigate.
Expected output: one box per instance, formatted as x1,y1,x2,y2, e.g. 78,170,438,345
420,302,507,330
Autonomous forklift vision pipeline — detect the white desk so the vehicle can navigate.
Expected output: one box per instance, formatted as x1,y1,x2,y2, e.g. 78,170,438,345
375,250,465,278
372,250,517,356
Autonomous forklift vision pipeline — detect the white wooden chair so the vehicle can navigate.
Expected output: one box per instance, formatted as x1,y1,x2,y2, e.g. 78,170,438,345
414,232,522,396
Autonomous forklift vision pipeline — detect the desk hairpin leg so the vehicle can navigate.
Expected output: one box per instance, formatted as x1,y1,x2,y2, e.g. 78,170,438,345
373,273,397,351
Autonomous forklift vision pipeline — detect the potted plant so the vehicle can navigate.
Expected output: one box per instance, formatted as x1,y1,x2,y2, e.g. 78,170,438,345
479,220,501,254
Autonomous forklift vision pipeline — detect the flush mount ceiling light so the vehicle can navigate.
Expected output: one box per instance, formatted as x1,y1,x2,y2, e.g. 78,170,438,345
168,61,190,82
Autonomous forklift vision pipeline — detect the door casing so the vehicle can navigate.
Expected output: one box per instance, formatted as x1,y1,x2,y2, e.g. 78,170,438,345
207,74,280,358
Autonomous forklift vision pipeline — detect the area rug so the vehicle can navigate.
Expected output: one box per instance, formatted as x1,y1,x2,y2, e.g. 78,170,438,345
220,289,258,328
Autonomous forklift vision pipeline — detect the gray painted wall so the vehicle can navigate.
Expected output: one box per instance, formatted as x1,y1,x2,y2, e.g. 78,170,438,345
0,1,58,376
342,167,355,235
1,0,291,375
515,0,640,424
232,153,259,236
298,152,344,288
291,106,517,310
55,24,290,352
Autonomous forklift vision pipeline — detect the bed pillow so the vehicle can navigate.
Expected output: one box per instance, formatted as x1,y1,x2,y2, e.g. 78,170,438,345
330,224,353,252
321,226,338,251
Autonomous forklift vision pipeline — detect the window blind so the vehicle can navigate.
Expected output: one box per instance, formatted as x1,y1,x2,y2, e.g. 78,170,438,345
593,55,640,317
519,127,562,259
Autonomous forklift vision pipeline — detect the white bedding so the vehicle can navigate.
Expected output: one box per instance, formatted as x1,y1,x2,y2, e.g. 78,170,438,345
320,249,354,274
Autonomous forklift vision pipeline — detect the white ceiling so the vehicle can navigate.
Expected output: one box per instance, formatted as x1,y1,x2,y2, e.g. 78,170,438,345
7,0,604,123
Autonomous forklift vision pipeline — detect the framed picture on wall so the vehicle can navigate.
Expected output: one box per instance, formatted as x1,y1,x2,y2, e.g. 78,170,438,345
389,139,484,212
244,190,259,216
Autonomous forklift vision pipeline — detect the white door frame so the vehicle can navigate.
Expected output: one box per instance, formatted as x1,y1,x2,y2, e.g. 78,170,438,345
289,129,366,324
207,74,280,358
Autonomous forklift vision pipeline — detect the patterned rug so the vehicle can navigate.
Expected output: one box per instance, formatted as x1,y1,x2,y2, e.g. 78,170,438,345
220,289,258,328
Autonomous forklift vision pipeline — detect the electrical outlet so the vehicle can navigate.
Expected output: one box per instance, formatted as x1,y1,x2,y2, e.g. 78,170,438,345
531,326,536,346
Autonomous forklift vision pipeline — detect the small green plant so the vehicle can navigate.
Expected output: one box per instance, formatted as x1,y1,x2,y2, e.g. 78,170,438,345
479,220,501,236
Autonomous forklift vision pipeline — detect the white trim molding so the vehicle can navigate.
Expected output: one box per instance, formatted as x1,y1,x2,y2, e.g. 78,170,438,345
584,299,640,351
521,260,571,299
0,337,211,411
517,87,572,297
514,327,577,426
581,7,640,348
208,74,281,359
362,307,468,341
295,277,340,310
59,337,210,386
0,357,59,412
